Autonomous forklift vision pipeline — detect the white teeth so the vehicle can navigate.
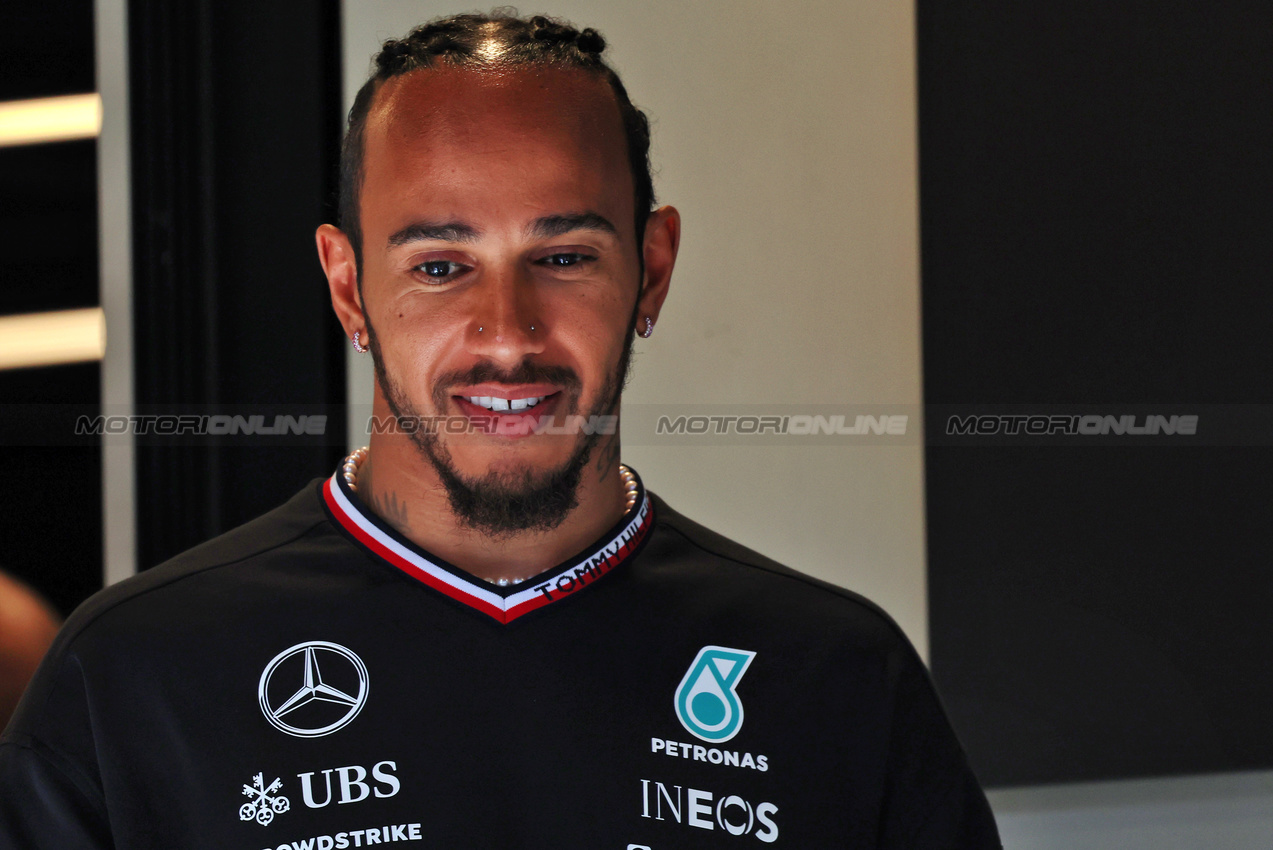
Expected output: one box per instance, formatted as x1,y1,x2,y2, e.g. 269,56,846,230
466,395,544,412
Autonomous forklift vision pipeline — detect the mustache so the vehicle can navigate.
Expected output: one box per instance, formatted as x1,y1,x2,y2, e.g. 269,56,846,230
434,359,582,396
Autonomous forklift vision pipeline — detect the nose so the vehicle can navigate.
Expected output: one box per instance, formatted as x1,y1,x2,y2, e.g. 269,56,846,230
467,265,545,365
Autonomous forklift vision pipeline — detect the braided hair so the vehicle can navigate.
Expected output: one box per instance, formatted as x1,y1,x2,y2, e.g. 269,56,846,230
339,11,655,275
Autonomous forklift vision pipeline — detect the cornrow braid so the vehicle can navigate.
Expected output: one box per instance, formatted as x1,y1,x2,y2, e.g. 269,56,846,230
339,11,655,280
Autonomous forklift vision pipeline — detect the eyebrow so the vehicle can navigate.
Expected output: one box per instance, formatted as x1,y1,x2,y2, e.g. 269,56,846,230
524,212,618,240
387,221,480,247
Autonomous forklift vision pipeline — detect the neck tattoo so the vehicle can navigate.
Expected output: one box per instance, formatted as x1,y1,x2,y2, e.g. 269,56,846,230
339,446,639,587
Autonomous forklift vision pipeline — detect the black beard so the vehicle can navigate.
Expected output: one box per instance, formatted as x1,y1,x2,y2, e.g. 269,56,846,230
368,313,638,539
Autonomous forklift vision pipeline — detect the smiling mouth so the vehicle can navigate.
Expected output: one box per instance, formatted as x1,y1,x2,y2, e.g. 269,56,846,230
462,395,547,413
450,391,563,437
451,388,564,423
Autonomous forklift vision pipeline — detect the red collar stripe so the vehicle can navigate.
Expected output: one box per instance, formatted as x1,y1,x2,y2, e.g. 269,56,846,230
323,473,652,624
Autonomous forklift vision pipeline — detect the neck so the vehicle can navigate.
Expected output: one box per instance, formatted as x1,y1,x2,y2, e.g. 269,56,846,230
351,418,629,588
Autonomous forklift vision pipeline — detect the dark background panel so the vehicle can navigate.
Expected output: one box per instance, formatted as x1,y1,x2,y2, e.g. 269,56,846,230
0,365,101,618
0,141,101,315
919,2,1273,786
920,1,1273,404
0,2,95,102
0,1,101,617
130,0,346,570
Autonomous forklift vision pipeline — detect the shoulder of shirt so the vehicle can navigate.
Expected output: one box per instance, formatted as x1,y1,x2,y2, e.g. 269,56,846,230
51,478,331,650
648,491,918,650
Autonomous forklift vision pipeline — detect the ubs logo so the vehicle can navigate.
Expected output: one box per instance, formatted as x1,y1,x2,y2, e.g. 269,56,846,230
258,641,369,737
297,761,401,808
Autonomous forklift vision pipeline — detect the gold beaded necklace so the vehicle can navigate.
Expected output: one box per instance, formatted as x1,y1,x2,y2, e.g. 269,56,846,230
338,446,639,586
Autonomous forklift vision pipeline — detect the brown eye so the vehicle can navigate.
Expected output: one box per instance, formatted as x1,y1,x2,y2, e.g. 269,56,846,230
540,253,593,267
418,260,459,277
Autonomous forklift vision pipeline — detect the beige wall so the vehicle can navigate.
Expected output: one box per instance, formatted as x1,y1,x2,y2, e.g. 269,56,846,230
341,1,928,655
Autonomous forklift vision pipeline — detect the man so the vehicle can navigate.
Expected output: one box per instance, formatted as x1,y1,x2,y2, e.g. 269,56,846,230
0,12,1000,848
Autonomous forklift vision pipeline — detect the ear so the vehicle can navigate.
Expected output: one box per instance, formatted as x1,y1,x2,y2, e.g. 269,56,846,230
637,205,680,329
316,223,365,338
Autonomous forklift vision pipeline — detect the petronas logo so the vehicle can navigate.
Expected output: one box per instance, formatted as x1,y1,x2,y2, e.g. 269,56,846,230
674,646,756,743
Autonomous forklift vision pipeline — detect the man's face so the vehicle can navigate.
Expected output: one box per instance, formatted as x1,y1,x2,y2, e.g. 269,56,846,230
356,64,642,533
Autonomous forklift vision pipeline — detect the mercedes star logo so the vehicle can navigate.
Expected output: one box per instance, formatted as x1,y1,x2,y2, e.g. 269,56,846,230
258,641,369,737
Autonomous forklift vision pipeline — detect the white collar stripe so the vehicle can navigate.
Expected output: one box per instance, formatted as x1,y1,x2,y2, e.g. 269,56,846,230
323,479,506,618
323,473,652,624
324,477,505,607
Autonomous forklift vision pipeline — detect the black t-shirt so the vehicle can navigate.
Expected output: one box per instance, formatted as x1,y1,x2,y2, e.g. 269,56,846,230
0,470,1001,849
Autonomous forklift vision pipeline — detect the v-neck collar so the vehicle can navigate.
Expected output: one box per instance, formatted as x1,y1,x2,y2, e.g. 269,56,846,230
321,466,653,623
